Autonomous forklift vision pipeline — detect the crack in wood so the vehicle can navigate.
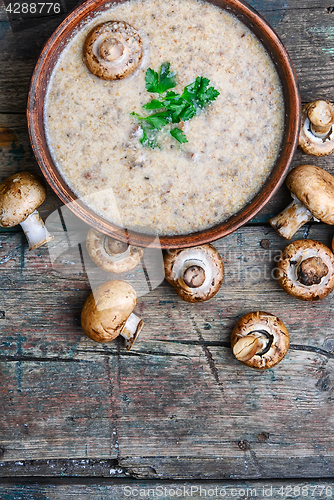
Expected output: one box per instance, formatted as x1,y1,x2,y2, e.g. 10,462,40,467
249,448,264,477
2,343,334,362
105,348,122,459
0,355,92,362
289,344,334,359
191,317,226,398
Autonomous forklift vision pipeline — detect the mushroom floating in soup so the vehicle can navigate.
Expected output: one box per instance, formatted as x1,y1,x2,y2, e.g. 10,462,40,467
44,0,285,236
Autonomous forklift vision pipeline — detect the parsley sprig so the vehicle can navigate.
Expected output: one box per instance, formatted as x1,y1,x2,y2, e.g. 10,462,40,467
131,62,220,148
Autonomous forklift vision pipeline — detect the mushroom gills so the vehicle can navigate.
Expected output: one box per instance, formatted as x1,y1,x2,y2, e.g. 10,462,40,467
299,102,334,155
304,117,334,142
164,244,224,302
287,248,332,288
103,236,130,262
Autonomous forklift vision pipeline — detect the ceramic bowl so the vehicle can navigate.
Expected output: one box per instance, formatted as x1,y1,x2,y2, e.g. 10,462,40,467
27,0,300,249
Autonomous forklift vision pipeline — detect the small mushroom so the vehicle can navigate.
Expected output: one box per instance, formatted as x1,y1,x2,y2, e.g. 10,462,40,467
81,279,143,350
86,228,144,273
231,311,290,370
0,172,53,250
269,165,334,239
298,100,334,156
83,21,143,80
164,244,224,302
276,239,334,301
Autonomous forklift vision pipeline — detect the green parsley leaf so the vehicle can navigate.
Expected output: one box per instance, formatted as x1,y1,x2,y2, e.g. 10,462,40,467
158,62,177,93
142,99,166,110
178,104,196,122
182,76,219,108
132,63,219,149
145,113,170,130
170,128,188,144
145,68,159,93
145,62,177,94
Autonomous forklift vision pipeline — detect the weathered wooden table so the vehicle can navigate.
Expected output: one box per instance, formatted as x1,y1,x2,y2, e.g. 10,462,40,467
1,0,334,497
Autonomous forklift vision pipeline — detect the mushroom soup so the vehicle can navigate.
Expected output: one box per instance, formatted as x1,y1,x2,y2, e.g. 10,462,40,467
44,0,285,236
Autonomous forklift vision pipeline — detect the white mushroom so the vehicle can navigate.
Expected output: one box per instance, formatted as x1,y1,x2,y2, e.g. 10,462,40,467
83,21,143,80
0,172,53,250
81,280,143,350
86,228,143,273
164,244,224,302
276,239,334,301
231,311,290,370
298,100,334,156
269,165,334,239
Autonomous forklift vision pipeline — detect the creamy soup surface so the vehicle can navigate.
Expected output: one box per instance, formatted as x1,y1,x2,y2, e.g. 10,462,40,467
44,0,284,236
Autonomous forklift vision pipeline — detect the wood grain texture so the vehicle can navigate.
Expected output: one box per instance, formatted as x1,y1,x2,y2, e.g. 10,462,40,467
1,0,334,482
1,225,334,477
0,479,334,498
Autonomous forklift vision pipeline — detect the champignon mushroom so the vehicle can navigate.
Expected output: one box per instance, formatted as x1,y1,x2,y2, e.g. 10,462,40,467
164,244,224,302
231,311,290,370
81,279,143,350
83,21,143,80
0,172,53,250
298,100,334,156
86,228,144,273
276,239,334,301
269,165,334,239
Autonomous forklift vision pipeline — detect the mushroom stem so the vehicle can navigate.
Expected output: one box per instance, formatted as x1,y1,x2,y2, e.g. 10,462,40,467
183,265,206,288
296,256,329,286
269,196,313,239
99,38,124,62
233,335,263,362
233,330,272,362
19,210,54,250
121,312,144,350
103,236,130,262
307,101,334,138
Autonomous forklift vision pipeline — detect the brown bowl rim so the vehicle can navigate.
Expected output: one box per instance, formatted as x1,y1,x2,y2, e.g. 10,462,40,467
27,0,301,249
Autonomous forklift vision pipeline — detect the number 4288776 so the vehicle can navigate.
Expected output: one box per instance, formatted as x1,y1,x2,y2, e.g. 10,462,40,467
5,3,61,14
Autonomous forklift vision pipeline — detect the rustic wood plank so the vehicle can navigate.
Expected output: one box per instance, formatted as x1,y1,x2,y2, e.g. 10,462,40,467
1,225,334,477
0,1,334,112
1,0,334,482
0,478,334,498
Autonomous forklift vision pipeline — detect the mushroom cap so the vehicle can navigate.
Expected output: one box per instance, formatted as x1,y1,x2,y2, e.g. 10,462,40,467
231,311,290,370
83,21,143,80
286,165,334,225
277,239,334,301
86,228,144,273
298,101,334,156
164,244,224,302
81,280,137,343
0,172,46,228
